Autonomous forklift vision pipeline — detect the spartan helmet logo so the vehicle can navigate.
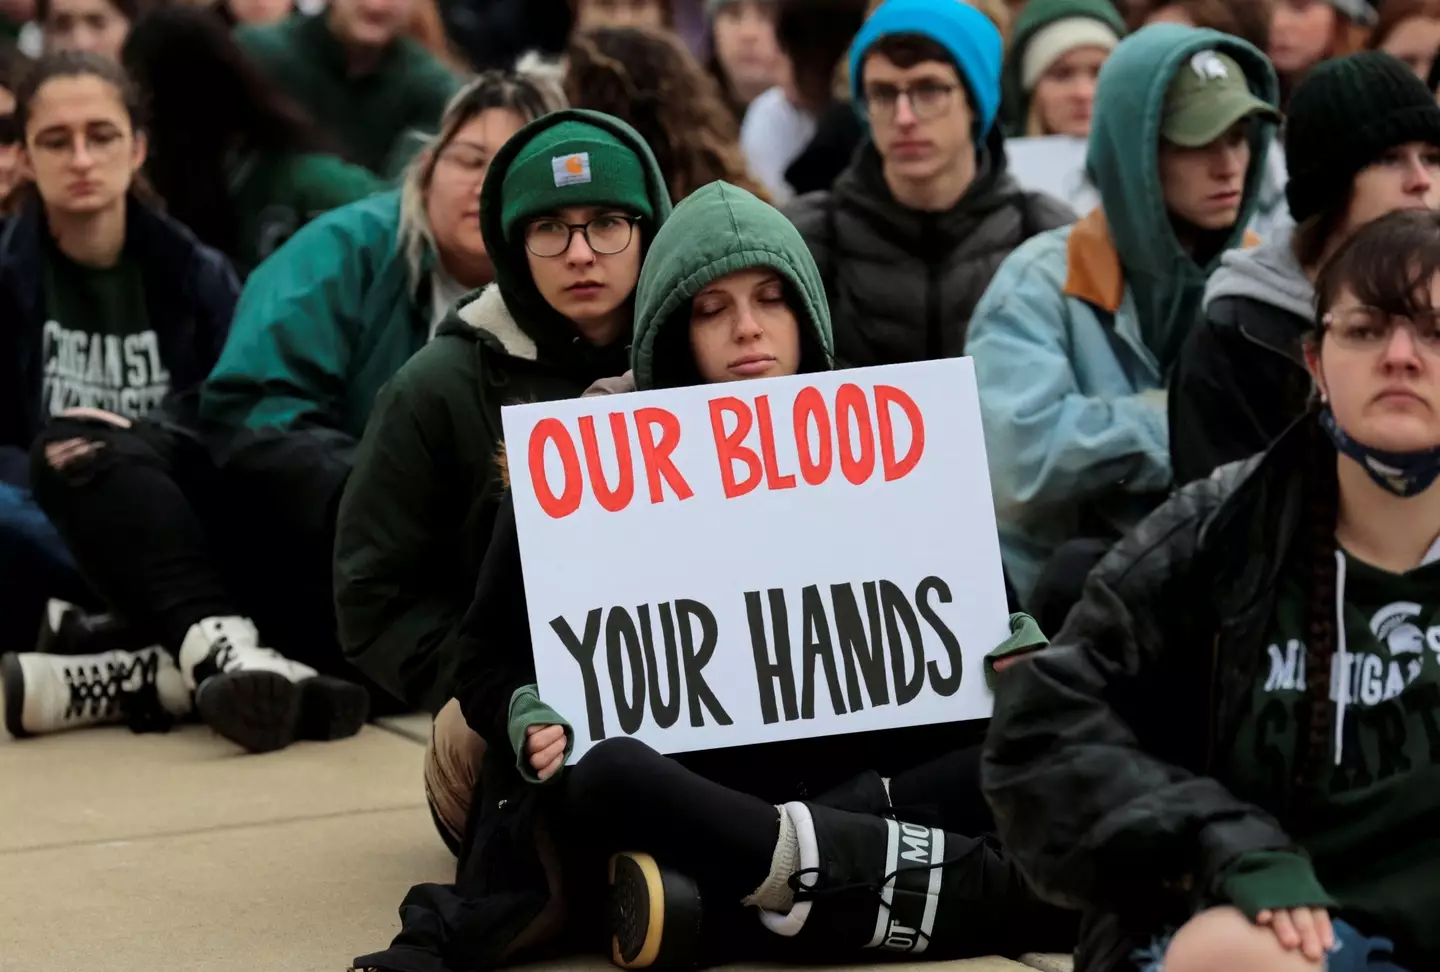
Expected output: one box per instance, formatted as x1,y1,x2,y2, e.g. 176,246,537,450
1371,602,1428,656
1190,50,1229,82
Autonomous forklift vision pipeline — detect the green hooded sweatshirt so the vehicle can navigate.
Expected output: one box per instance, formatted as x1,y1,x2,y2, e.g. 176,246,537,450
631,179,834,389
1087,23,1278,369
334,109,673,712
1000,0,1126,136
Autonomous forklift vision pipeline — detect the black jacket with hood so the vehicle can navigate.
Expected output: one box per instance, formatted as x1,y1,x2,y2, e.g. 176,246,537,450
1169,224,1315,487
981,415,1361,971
333,109,673,713
784,125,1075,369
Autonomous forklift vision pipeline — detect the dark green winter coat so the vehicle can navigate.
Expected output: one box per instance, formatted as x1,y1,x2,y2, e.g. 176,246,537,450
236,13,460,175
333,110,672,713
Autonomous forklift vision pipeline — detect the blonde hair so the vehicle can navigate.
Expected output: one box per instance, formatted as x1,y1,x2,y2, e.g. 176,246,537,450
397,65,566,286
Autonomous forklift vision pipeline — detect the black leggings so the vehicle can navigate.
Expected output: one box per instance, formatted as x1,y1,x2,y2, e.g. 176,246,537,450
564,736,997,904
29,416,398,707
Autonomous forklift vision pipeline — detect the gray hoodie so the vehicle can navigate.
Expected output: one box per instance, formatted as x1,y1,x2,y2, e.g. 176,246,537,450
1202,222,1314,321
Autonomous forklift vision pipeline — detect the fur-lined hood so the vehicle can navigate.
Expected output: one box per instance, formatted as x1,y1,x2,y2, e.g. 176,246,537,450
436,282,539,361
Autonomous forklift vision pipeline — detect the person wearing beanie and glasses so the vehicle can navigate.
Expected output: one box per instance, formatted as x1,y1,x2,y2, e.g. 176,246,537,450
785,0,1074,370
1001,0,1126,137
334,109,672,721
1172,52,1440,487
1269,0,1375,105
966,23,1281,615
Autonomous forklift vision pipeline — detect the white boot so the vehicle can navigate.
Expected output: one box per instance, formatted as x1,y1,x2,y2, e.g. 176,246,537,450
177,616,367,754
1,647,192,738
177,616,317,691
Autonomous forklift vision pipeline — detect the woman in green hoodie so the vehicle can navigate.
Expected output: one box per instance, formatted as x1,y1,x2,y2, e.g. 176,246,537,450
966,23,1281,619
334,109,673,717
1001,0,1125,137
383,182,1073,972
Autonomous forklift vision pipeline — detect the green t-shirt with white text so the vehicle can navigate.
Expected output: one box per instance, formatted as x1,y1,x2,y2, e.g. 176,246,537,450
1228,551,1440,966
40,238,168,419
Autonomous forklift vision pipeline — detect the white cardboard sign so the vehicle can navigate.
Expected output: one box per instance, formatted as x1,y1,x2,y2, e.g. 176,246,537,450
501,359,1009,760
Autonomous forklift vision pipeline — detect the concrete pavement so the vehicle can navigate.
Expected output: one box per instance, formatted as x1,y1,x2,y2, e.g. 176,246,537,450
0,704,1071,972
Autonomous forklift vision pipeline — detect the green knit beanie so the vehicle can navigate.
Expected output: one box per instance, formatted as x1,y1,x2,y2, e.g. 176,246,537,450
500,120,655,242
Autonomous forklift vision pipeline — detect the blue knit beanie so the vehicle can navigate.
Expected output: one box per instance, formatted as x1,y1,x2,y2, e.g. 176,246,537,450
848,0,1004,135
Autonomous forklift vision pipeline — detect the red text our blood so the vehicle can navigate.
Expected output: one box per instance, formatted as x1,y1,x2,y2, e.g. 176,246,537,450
525,383,926,519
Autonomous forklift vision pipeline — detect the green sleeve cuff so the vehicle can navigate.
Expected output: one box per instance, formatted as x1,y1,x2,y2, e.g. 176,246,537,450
985,613,1049,690
506,684,574,785
1215,851,1337,919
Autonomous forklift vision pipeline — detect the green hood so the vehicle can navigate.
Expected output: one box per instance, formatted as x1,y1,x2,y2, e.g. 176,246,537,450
631,181,833,390
478,108,673,370
1000,0,1126,136
1087,23,1278,366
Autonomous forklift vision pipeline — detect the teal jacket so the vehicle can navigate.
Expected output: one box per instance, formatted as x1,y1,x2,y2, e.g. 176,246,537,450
200,190,430,442
965,25,1278,602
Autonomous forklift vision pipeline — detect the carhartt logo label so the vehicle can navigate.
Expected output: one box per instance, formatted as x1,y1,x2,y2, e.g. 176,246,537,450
1191,50,1228,81
552,152,592,187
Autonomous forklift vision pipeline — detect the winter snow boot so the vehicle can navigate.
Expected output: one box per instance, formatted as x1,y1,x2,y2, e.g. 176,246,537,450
607,851,704,970
1,647,192,737
179,616,368,754
756,801,1045,960
811,770,892,815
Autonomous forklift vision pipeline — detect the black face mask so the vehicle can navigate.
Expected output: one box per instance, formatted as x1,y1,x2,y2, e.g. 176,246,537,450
0,114,17,147
1320,406,1440,497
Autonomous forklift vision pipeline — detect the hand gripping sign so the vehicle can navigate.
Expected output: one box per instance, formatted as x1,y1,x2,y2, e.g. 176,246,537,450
501,358,1009,759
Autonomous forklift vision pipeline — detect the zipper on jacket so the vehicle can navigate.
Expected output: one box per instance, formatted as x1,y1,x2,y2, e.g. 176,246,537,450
923,218,943,358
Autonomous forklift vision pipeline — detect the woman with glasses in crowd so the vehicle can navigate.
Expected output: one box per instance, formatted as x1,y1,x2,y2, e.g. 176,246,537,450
985,206,1440,972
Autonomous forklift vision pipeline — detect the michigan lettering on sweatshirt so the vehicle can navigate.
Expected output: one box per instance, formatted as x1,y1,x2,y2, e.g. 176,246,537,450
41,321,172,418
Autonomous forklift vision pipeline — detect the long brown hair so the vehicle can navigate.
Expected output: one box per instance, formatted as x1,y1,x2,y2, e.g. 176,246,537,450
1127,0,1274,50
564,25,768,202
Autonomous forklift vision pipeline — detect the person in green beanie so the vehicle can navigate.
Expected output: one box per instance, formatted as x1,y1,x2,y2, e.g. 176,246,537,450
236,0,461,176
365,182,1077,972
1001,0,1124,137
333,108,673,722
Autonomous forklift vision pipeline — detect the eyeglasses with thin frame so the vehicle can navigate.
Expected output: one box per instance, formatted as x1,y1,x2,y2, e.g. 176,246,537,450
524,213,640,258
862,81,959,122
1322,305,1440,352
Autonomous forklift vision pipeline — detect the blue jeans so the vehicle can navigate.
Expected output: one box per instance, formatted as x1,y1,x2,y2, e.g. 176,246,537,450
0,481,88,651
1134,919,1407,972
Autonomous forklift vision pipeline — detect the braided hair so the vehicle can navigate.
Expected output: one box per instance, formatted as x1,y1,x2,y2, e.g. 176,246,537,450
1295,208,1440,794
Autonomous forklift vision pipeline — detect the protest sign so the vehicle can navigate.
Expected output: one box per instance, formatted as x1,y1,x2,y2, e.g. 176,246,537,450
501,358,1010,760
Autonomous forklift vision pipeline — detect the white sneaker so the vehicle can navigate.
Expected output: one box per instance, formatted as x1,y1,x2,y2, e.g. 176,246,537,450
1,648,193,738
177,616,368,754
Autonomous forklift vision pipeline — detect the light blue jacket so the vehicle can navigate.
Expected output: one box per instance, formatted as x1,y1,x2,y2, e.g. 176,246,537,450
966,24,1279,602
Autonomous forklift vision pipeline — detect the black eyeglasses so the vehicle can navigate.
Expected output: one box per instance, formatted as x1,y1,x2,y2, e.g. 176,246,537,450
524,214,640,258
0,115,18,147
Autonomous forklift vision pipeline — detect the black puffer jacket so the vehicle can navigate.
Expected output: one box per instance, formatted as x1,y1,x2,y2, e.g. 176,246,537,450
784,127,1074,368
981,416,1321,971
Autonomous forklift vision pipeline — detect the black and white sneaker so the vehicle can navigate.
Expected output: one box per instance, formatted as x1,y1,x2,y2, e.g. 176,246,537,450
607,851,703,970
36,598,151,656
757,802,949,957
178,616,368,754
1,647,192,738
